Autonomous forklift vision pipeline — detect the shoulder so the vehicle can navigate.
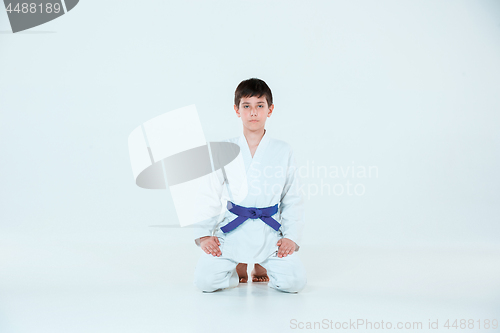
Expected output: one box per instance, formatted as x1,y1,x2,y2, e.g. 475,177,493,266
269,137,293,154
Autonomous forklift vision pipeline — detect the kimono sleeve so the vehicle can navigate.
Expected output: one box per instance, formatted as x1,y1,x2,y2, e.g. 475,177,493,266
191,168,225,246
279,147,305,248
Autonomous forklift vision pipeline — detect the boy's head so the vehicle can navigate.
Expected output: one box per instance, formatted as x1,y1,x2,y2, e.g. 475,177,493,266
234,78,273,109
234,78,274,132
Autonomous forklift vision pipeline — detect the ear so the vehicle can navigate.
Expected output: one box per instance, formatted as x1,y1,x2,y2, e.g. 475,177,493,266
234,104,240,117
268,104,274,116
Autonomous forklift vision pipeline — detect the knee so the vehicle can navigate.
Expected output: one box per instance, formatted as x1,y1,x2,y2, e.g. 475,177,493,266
274,268,307,293
194,266,219,292
194,277,218,292
194,260,238,292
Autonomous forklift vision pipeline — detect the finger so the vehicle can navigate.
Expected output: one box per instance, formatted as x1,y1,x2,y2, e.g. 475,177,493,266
216,238,221,246
277,239,282,246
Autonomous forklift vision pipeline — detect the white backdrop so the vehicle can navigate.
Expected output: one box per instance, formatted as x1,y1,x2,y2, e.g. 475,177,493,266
1,0,499,247
1,1,499,332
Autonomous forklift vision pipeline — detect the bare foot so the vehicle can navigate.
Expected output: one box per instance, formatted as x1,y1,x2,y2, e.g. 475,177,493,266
251,263,269,282
236,263,248,283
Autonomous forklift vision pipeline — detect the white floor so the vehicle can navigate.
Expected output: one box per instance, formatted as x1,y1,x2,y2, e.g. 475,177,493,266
1,229,499,333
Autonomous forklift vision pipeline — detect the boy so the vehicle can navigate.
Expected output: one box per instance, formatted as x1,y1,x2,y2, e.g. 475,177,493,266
193,78,306,293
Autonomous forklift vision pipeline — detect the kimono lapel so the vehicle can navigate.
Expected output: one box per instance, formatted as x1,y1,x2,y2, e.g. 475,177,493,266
239,129,270,173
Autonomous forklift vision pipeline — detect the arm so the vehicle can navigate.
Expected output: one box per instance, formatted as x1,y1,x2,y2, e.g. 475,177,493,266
278,147,305,252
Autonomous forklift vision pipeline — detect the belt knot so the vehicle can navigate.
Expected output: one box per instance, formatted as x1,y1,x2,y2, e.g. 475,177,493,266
250,209,262,219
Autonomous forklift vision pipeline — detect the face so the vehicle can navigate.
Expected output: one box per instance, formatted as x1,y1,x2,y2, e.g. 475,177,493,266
234,95,274,132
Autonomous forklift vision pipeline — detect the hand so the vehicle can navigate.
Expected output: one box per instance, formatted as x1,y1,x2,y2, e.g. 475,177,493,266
200,236,221,257
276,238,296,258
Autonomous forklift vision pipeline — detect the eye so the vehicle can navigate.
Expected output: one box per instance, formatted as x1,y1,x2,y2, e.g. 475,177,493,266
244,105,249,108
258,105,263,108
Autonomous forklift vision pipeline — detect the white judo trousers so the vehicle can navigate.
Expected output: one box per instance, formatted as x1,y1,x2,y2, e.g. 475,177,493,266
192,130,306,293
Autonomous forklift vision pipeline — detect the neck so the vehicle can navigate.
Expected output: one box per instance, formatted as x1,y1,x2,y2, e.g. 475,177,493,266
243,127,266,147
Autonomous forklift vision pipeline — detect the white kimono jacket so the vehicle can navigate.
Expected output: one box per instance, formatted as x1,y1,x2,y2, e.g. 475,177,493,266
192,130,305,263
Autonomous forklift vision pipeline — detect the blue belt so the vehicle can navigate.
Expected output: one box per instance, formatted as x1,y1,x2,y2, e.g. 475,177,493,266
220,201,281,233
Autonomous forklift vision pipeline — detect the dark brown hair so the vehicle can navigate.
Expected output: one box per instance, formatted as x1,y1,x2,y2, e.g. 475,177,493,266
234,78,273,108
